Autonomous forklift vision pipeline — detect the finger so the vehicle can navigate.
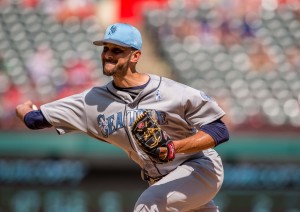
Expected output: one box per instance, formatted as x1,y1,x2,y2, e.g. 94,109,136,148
16,101,35,122
24,100,33,107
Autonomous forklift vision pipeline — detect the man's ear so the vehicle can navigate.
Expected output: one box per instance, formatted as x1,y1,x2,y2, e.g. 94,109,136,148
131,50,141,63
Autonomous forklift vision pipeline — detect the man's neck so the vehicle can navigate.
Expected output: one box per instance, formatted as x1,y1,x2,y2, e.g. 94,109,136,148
113,72,150,88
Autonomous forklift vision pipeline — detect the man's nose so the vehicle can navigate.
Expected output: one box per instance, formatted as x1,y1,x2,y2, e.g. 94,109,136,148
103,51,113,59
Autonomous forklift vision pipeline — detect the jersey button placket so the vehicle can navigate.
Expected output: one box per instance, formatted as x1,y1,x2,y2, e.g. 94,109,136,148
128,103,135,108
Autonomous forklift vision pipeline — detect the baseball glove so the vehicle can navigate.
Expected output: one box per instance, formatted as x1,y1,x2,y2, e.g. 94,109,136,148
131,111,175,163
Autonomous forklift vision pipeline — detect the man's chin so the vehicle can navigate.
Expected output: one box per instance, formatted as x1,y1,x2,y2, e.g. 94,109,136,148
103,69,115,76
103,63,117,76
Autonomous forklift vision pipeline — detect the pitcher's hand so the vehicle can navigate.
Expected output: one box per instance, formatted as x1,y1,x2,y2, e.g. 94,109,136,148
16,100,36,124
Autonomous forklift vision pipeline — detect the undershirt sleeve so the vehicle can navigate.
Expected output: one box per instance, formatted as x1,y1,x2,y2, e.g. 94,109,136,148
24,110,52,130
199,119,229,146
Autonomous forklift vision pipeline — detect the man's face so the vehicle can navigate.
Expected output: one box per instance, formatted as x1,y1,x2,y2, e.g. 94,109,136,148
101,43,133,76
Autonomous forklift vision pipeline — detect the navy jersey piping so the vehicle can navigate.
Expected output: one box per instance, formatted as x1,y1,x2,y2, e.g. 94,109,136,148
136,76,162,109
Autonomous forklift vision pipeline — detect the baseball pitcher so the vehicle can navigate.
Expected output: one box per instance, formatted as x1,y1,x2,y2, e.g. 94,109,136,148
16,23,229,212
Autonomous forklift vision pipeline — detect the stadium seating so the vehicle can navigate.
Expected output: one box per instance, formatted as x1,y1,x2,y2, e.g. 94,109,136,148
0,2,105,129
144,1,300,131
0,1,300,132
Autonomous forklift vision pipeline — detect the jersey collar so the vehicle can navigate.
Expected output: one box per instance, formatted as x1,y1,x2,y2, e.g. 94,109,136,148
106,74,161,104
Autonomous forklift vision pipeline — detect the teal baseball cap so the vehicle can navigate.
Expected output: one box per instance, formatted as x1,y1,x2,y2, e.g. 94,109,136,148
93,23,142,50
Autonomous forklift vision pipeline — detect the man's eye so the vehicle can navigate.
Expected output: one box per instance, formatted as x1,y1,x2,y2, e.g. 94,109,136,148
112,48,123,53
103,47,109,52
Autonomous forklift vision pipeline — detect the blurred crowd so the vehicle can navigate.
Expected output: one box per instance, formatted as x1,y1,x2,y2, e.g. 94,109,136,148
147,0,300,73
4,0,95,21
144,0,300,133
0,0,300,132
0,0,104,129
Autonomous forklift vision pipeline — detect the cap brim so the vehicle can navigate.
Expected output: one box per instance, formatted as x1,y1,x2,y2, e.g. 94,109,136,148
93,39,131,48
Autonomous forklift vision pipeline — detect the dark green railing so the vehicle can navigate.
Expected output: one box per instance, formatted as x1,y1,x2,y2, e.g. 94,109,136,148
0,131,299,161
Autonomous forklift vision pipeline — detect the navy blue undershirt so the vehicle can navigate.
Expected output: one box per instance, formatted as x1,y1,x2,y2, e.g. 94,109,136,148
24,110,52,130
199,119,229,146
112,79,150,99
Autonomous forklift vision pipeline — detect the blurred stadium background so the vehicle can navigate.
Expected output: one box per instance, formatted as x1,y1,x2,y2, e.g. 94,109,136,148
0,0,300,211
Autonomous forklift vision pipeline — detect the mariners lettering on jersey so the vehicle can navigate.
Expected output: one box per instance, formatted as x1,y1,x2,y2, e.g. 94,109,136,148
97,110,168,137
97,112,124,137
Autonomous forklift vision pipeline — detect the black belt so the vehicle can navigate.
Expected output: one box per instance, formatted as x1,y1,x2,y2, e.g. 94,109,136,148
141,169,163,184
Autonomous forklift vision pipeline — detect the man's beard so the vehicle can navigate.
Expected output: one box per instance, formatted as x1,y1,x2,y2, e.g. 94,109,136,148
102,60,129,76
103,68,115,76
102,60,117,76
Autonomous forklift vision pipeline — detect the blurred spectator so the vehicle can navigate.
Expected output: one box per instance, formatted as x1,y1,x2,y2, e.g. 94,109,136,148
26,44,54,86
56,0,95,22
0,0,9,7
39,0,63,15
65,58,93,86
21,0,39,8
248,42,276,72
173,19,201,41
294,8,300,20
0,72,10,95
57,57,94,99
0,54,6,73
21,0,96,21
285,46,300,70
0,84,24,129
215,14,242,47
240,14,257,39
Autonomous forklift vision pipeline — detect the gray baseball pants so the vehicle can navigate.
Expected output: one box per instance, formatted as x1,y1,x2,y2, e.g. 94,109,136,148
134,152,224,212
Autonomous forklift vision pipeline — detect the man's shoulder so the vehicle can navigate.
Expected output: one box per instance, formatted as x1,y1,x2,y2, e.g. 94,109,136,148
86,81,111,93
158,75,189,89
79,82,111,101
148,74,196,93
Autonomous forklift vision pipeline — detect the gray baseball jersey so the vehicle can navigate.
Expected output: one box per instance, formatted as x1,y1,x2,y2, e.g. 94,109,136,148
41,74,225,179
